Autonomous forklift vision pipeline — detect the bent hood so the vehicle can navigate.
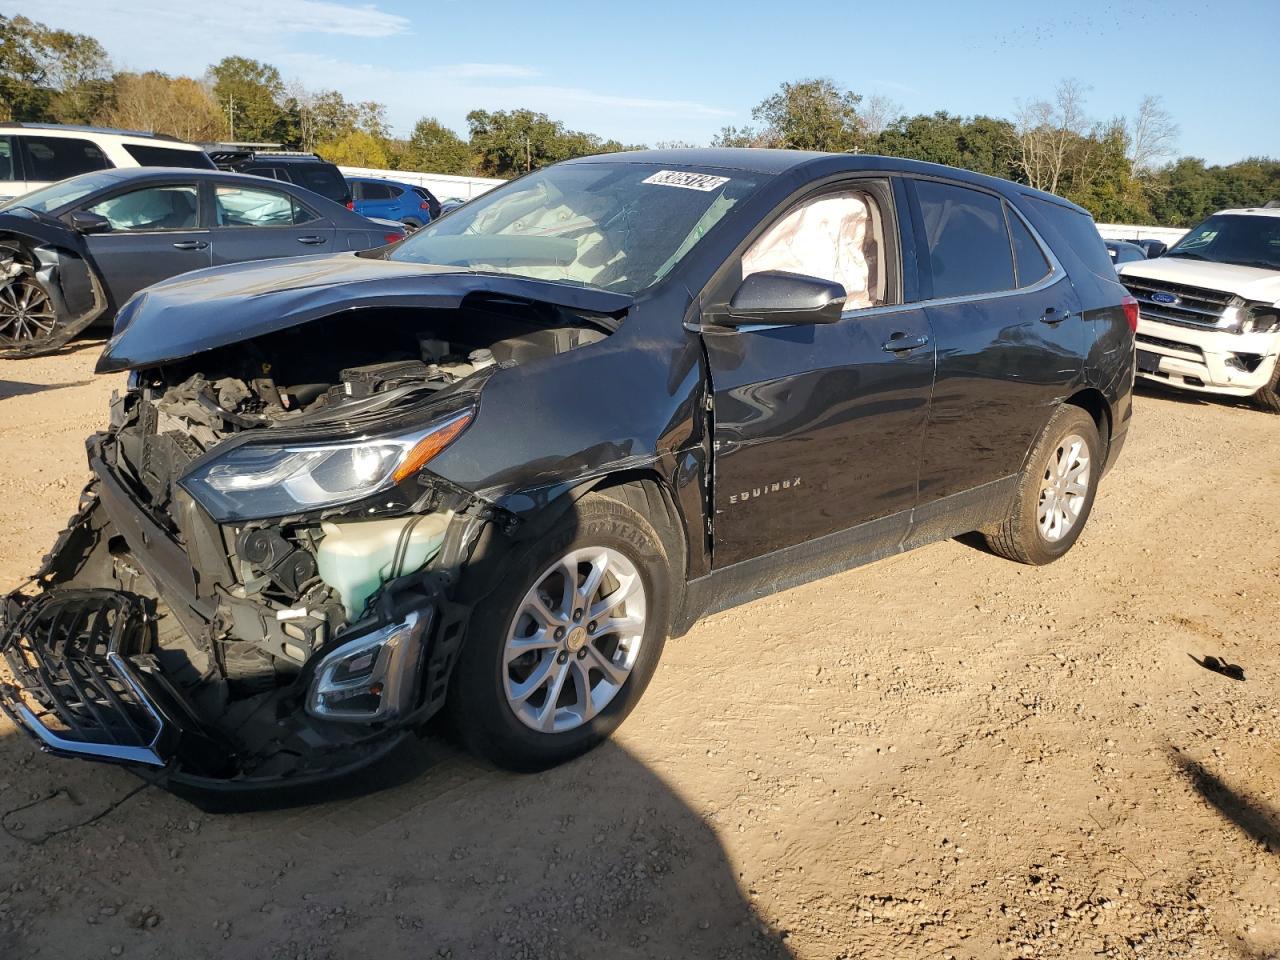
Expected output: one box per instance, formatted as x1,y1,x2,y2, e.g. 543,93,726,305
1119,257,1280,305
96,252,634,373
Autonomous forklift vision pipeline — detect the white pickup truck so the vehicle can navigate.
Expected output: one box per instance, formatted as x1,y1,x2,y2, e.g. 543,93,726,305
1118,206,1280,412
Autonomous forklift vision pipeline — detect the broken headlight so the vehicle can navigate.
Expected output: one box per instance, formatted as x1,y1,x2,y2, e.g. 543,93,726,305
180,410,472,521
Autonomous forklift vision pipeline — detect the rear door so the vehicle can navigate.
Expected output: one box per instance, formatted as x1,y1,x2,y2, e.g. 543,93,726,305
78,181,210,307
17,134,113,191
355,179,397,219
907,177,1084,510
209,181,335,265
703,177,936,566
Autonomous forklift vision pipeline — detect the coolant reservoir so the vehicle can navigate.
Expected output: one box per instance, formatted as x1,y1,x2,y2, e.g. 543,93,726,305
316,514,451,620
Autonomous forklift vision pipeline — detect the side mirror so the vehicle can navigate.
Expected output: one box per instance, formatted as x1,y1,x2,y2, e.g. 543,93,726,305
67,210,112,234
721,270,846,326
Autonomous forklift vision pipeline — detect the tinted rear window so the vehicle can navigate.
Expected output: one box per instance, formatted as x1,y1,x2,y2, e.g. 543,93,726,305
0,137,14,181
361,181,394,200
290,165,348,204
1025,198,1115,280
123,143,216,169
19,135,112,181
915,179,1015,298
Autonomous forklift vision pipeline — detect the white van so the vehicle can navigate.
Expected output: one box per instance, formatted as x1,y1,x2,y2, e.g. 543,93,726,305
0,123,214,202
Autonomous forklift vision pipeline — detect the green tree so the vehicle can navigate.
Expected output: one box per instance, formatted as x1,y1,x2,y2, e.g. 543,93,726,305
751,77,863,152
208,56,287,142
403,117,473,175
316,129,389,168
467,108,626,176
0,15,110,122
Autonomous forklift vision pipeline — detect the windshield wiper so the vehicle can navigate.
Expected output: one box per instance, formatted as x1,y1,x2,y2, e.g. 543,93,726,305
1167,251,1207,260
1228,260,1280,270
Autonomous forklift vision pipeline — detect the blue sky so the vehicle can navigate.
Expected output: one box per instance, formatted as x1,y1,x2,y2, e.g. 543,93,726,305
9,0,1279,164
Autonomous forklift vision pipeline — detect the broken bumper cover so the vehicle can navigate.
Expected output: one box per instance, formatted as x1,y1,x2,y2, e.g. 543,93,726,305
0,590,233,776
1135,318,1280,396
0,587,442,793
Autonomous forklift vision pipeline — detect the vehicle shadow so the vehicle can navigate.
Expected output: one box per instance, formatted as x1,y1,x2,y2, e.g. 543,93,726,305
0,723,794,959
0,379,95,401
1166,745,1280,854
1133,379,1260,412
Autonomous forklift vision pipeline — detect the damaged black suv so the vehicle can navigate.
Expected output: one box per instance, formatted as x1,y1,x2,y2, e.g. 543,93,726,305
0,150,1135,797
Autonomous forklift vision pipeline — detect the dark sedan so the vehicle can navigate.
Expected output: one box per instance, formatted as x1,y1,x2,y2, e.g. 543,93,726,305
0,168,405,356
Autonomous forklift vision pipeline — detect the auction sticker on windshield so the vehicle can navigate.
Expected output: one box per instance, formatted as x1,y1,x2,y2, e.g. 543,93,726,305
642,170,731,191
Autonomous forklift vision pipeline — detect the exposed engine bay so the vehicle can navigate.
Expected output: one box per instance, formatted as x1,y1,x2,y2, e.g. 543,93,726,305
1,294,615,793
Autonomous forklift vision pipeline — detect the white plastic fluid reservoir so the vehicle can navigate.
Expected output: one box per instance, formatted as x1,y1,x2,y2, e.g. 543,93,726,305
316,514,451,620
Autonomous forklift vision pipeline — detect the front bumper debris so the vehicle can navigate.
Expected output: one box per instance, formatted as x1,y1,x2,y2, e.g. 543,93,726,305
1135,317,1279,396
0,590,234,776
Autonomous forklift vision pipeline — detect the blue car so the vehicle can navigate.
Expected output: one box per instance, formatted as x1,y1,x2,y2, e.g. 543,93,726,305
347,177,440,230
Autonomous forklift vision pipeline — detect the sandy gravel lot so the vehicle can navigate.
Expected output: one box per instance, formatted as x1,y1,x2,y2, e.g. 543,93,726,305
0,344,1277,960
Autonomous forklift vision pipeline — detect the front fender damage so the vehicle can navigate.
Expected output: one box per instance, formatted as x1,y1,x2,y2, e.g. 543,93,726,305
0,213,110,357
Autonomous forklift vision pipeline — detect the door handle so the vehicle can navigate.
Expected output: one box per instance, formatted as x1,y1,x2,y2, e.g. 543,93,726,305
296,236,327,245
1040,307,1070,325
171,240,208,251
882,332,930,353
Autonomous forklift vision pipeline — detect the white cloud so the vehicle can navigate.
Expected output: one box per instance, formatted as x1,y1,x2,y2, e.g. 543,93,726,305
2,0,410,42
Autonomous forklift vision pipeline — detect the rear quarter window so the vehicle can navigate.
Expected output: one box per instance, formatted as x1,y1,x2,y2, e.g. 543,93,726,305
1023,197,1115,281
123,144,216,169
291,165,348,205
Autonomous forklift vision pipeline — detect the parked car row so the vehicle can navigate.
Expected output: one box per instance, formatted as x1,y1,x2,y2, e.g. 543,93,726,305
0,147,1141,800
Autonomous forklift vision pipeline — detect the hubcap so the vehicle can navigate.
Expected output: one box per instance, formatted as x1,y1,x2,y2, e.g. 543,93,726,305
503,546,646,734
1038,433,1091,542
0,278,57,345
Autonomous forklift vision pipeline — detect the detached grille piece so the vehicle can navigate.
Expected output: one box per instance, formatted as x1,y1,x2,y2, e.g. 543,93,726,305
0,590,167,766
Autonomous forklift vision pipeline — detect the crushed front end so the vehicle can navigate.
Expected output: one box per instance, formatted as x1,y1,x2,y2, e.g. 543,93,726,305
0,293,615,794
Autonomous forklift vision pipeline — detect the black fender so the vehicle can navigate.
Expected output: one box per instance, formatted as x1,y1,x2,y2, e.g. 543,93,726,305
0,207,110,358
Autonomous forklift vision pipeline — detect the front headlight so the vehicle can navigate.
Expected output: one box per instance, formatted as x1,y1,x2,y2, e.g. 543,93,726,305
181,410,471,521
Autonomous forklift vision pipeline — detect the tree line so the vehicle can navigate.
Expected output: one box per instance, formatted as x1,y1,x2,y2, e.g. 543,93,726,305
1,14,1275,226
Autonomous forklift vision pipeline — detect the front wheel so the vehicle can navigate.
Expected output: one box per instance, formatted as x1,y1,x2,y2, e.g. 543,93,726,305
984,405,1102,565
448,491,671,771
1252,360,1280,414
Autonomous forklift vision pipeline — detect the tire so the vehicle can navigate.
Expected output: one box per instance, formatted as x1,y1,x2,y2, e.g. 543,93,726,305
448,491,671,771
0,244,62,355
984,405,1102,565
1252,361,1280,414
400,218,423,232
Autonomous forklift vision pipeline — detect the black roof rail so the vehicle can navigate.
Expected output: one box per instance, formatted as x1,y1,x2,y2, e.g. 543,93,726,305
0,122,186,142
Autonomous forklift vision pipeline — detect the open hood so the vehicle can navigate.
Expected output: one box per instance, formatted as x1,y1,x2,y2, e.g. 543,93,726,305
96,253,634,373
1119,257,1280,305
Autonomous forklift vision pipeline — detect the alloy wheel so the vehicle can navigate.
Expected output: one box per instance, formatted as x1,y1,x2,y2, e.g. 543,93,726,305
503,546,646,734
1037,433,1091,542
0,278,57,346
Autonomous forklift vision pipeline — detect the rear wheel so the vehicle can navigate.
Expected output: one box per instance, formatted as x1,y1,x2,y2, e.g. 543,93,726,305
449,492,671,771
984,405,1102,565
1252,361,1280,414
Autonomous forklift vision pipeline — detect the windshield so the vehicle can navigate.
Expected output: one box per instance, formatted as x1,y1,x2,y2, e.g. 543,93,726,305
1166,214,1280,270
387,162,764,294
0,170,124,214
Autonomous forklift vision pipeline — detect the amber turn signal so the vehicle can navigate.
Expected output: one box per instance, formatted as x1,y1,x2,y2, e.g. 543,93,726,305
391,413,473,483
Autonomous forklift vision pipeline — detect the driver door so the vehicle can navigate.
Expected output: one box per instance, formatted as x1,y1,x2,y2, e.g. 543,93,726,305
701,179,936,567
78,181,210,307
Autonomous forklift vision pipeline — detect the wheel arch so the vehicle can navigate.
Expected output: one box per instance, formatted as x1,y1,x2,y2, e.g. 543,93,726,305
1064,387,1112,457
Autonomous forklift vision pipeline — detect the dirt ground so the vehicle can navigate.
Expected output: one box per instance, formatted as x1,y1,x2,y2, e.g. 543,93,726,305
0,343,1277,960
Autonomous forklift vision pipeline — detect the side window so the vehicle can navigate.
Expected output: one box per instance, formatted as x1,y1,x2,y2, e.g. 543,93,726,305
742,190,886,310
1005,203,1052,286
85,185,199,231
19,136,112,181
915,180,1014,298
362,182,393,200
215,184,312,227
122,144,216,169
0,137,15,181
387,185,404,199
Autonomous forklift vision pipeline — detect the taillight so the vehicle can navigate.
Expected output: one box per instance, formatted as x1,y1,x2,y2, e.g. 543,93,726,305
420,201,430,210
384,232,404,243
346,200,354,210
1122,294,1139,333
